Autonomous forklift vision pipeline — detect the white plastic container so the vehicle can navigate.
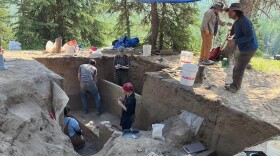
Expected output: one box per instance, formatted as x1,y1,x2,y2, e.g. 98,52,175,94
180,64,198,86
180,51,193,65
143,45,152,56
267,141,280,156
65,46,75,55
0,53,7,71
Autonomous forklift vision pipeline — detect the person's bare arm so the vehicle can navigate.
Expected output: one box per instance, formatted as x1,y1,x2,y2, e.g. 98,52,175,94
78,73,81,82
118,100,127,111
78,65,81,82
94,74,98,83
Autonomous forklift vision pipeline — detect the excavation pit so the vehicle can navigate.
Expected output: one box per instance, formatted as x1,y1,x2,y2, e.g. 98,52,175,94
2,51,280,156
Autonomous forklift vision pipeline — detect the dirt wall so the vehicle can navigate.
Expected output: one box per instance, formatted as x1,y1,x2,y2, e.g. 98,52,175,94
129,56,168,94
99,80,142,128
36,56,165,110
0,59,78,156
36,57,115,110
140,72,280,155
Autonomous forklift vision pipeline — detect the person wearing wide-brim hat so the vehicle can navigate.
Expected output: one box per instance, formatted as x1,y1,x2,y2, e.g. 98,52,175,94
225,3,259,93
200,2,232,65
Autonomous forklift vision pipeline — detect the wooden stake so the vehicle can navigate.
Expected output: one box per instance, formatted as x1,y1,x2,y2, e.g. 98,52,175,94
55,38,62,53
195,65,205,84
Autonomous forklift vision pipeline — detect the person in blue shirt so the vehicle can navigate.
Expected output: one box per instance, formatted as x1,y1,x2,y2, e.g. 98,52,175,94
225,3,258,93
64,105,85,151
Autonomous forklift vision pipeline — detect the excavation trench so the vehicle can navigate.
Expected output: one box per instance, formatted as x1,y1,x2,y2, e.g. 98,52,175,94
35,56,280,156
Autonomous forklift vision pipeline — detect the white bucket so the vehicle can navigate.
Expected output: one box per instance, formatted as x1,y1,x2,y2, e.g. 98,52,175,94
143,45,152,56
180,51,193,65
65,46,75,55
267,141,280,156
180,64,198,86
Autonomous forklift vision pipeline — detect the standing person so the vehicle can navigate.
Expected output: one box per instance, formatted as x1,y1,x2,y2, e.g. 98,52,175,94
118,82,136,131
78,59,103,115
64,105,85,151
114,46,130,86
200,2,231,65
225,3,258,93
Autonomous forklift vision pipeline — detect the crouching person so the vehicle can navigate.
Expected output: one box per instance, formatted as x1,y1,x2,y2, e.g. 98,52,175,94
118,82,136,131
64,106,85,151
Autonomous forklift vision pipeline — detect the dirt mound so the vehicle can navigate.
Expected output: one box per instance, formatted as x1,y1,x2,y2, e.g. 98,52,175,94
0,60,78,156
95,111,206,156
95,131,184,156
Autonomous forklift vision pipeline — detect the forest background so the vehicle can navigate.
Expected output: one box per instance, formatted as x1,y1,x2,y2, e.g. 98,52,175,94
0,0,279,57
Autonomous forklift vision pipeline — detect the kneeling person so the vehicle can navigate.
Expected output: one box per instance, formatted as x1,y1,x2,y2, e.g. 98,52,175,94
64,106,85,151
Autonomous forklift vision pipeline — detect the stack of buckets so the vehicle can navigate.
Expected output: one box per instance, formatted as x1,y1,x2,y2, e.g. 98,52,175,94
179,51,198,86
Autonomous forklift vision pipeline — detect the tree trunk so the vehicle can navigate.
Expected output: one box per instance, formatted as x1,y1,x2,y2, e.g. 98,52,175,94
123,0,130,37
240,0,254,17
151,3,159,50
159,3,166,50
56,0,65,43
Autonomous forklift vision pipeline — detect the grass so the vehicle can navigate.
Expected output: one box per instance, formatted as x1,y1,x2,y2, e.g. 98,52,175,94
251,57,280,73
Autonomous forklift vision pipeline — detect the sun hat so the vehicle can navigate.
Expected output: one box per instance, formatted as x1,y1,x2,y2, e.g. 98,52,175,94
229,3,242,11
213,2,224,10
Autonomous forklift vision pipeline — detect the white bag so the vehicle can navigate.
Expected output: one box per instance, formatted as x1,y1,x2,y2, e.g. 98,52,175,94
179,110,204,135
152,124,165,141
46,41,54,53
52,82,69,121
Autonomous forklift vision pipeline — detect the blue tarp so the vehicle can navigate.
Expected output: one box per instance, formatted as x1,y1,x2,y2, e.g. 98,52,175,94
114,36,140,49
137,0,201,3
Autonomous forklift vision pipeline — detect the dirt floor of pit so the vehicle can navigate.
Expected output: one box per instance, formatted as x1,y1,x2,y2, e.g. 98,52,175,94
72,110,121,135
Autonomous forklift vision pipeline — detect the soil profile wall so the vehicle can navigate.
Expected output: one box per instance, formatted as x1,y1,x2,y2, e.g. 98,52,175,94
99,80,142,128
140,72,280,155
36,57,115,110
36,56,165,110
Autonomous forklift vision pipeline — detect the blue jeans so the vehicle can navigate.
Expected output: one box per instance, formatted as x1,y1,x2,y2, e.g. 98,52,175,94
80,82,101,113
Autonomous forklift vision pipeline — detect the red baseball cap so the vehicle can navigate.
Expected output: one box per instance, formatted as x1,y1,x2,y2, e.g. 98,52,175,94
122,82,134,92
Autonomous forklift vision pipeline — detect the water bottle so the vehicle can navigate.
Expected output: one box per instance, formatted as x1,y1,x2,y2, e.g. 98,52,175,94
222,58,228,68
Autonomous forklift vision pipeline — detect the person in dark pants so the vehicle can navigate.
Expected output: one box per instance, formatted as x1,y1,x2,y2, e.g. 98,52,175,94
64,105,85,151
78,59,103,115
114,46,130,86
118,82,136,131
225,3,258,93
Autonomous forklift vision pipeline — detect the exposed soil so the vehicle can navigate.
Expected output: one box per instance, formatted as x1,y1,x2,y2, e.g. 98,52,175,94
3,51,280,156
158,55,280,130
0,59,78,156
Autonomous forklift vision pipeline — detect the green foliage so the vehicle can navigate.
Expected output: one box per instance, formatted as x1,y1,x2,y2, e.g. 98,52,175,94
143,3,199,52
13,0,104,50
257,10,280,55
251,57,280,73
0,1,13,49
105,0,145,38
